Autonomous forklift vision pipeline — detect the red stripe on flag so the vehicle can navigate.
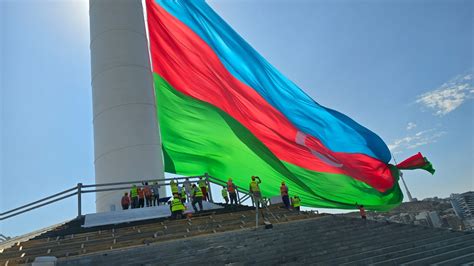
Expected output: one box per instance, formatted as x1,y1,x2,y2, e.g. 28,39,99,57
396,152,426,169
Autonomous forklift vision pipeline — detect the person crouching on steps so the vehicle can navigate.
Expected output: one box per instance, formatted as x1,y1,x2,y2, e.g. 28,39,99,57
170,193,186,219
291,195,301,211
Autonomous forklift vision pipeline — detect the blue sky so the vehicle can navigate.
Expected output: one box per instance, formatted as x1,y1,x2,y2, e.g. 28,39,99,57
1,0,472,237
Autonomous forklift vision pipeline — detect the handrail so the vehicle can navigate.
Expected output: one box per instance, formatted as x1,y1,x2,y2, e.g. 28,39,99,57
82,176,202,188
1,191,78,220
0,174,255,222
0,186,78,216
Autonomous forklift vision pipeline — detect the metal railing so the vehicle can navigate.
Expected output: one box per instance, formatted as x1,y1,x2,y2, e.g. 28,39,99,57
0,174,253,221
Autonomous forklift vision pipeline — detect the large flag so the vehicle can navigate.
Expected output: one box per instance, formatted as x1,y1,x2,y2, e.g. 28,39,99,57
145,0,430,210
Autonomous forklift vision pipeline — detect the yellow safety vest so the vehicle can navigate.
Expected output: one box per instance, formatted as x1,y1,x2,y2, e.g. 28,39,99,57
292,197,301,207
130,187,138,198
181,189,186,197
170,182,178,194
250,181,260,192
193,187,203,197
171,198,185,212
198,179,206,188
221,188,228,198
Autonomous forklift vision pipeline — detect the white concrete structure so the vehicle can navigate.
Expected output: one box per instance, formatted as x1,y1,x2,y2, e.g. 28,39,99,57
83,202,224,228
89,0,164,212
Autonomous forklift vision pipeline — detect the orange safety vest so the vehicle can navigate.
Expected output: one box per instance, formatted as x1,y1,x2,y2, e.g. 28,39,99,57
280,185,288,196
138,188,145,199
121,196,130,206
227,181,236,193
144,186,152,197
359,207,366,217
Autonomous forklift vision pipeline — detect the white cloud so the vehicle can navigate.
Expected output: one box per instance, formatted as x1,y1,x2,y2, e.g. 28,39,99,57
406,122,417,130
416,70,474,116
388,129,446,152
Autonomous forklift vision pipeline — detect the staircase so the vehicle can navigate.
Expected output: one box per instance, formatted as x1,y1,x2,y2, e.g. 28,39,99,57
0,205,316,265
59,216,474,265
2,206,473,265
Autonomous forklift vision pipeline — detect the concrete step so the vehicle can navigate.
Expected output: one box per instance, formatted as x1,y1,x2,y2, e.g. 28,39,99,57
46,214,323,265
52,215,469,266
433,252,474,266
401,245,474,266
195,221,412,264
269,224,428,264
370,238,474,265
324,230,462,264
4,209,310,263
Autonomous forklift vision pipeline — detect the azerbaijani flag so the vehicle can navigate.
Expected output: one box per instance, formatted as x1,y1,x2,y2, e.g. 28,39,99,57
145,0,432,211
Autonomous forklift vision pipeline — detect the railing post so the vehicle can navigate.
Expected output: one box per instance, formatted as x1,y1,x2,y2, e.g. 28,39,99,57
255,203,259,229
204,173,213,202
77,183,83,218
237,190,241,204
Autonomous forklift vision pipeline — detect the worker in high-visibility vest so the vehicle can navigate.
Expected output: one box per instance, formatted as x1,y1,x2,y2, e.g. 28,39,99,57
170,194,186,219
249,176,262,208
180,186,187,204
221,186,229,204
227,178,238,205
130,185,139,209
191,184,204,212
170,179,179,195
280,181,290,209
291,195,301,211
198,177,208,201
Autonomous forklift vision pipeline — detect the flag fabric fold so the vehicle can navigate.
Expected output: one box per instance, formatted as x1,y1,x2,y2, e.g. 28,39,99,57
145,0,432,210
396,152,435,175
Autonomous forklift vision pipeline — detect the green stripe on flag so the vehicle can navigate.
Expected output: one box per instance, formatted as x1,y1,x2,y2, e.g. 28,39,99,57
154,74,402,211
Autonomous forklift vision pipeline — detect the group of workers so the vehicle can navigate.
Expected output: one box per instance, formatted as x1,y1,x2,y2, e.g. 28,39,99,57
279,180,301,211
121,182,161,210
121,175,304,220
121,177,212,211
170,177,240,219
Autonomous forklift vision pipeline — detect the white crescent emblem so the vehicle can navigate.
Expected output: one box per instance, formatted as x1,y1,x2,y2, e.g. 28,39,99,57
296,131,343,168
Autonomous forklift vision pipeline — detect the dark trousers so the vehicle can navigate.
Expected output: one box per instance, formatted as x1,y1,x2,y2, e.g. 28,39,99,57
138,198,145,208
122,204,129,210
229,192,237,205
223,196,229,204
200,187,208,201
192,196,203,212
131,197,138,209
282,195,290,209
145,196,152,207
153,195,159,206
171,210,183,219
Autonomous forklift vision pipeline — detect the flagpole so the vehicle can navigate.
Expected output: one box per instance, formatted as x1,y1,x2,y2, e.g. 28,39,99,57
392,153,415,202
89,0,165,212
